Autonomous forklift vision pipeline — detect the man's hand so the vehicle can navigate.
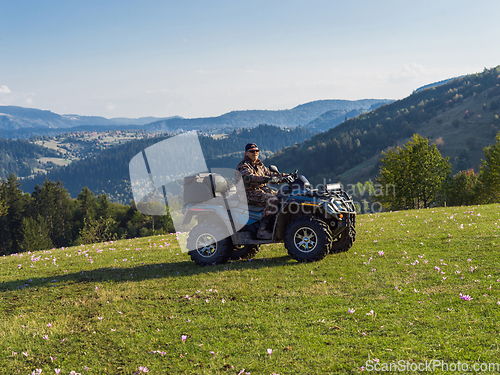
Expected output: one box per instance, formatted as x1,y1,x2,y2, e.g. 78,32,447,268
268,176,281,184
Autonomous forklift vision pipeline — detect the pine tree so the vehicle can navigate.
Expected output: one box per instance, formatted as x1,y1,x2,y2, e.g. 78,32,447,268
77,187,97,220
479,131,500,202
21,215,54,252
0,190,7,218
31,179,75,248
96,193,111,220
0,185,12,254
0,174,31,254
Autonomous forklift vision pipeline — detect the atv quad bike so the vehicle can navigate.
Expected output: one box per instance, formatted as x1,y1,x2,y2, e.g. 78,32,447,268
181,167,356,265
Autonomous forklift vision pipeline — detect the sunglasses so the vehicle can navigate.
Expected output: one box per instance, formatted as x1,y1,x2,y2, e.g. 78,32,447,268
248,150,259,153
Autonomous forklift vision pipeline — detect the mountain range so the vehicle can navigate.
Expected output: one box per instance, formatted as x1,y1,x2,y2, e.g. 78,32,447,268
0,106,178,130
142,99,393,132
0,99,392,138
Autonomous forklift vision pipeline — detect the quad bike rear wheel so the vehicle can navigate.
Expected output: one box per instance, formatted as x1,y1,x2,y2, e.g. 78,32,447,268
187,223,232,265
284,216,330,262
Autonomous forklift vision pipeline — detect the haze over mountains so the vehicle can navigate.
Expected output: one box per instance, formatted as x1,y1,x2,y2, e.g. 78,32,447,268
0,106,175,131
0,99,392,138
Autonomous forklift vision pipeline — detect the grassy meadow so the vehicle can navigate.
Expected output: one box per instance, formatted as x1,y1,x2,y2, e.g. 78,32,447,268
1,204,500,374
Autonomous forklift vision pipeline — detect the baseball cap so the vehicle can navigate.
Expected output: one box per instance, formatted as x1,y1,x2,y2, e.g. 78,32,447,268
245,143,259,152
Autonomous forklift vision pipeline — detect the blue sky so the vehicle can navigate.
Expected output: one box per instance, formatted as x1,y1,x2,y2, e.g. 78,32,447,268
1,0,499,118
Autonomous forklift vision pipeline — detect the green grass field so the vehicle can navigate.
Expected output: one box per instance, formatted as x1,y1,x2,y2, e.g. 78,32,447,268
1,204,500,374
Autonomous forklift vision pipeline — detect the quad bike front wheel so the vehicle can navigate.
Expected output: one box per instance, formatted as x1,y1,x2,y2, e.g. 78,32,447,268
329,214,356,254
187,223,232,265
284,216,330,262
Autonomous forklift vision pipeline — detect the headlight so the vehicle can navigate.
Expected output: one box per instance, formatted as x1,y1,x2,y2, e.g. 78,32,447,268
322,201,340,220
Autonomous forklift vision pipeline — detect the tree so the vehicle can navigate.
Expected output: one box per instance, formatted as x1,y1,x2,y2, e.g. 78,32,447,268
442,169,483,206
376,134,451,210
479,131,500,202
0,188,11,255
345,181,377,213
77,187,97,221
31,179,74,248
0,174,31,254
454,148,471,173
0,191,7,218
78,216,117,245
96,193,111,220
21,215,54,252
76,191,117,244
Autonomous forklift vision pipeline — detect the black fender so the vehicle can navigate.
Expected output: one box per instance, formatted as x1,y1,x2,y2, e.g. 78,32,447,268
182,207,234,236
272,199,331,242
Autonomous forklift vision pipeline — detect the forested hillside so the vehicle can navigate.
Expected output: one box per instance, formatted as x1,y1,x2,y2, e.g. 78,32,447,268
23,125,315,203
0,138,59,179
267,66,500,185
200,124,313,156
305,101,393,133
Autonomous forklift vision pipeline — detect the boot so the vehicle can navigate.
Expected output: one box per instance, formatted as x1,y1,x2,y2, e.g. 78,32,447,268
257,216,273,240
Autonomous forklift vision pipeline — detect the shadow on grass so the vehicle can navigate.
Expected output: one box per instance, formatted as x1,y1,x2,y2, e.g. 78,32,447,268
0,254,298,292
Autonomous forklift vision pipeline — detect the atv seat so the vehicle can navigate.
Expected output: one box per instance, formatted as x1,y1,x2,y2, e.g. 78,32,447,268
225,194,264,212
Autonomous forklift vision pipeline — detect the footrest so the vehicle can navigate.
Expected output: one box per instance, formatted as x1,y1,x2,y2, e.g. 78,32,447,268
232,231,279,245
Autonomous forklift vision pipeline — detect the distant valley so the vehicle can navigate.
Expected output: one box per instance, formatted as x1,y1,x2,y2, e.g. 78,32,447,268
21,125,317,203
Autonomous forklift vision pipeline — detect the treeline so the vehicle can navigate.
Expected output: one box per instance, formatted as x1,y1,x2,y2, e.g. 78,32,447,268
268,66,500,185
0,174,174,256
373,133,500,211
347,132,500,213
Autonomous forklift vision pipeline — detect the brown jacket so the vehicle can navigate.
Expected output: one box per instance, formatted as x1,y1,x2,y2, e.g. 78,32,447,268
236,156,282,196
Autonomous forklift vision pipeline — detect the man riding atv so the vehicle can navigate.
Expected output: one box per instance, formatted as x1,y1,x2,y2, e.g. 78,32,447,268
129,131,356,266
236,143,293,239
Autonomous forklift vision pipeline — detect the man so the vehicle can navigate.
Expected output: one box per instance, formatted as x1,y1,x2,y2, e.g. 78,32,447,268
236,143,289,239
